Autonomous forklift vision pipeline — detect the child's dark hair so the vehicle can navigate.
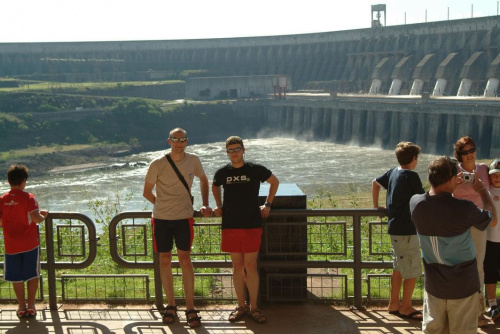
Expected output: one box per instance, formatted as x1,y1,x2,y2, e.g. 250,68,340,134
7,164,29,186
395,142,421,165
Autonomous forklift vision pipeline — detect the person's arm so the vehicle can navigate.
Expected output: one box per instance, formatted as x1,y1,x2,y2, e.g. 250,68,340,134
30,209,48,224
371,179,385,209
472,177,497,227
212,183,223,217
143,181,156,205
198,174,212,217
260,174,279,218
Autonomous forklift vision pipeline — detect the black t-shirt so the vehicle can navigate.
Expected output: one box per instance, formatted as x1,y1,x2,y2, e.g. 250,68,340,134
213,162,272,229
375,167,424,235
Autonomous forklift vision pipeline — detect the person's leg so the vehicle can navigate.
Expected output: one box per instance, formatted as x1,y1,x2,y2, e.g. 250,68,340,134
177,249,195,310
243,251,259,310
399,277,419,316
471,227,488,325
389,270,402,311
389,235,404,312
158,252,175,306
448,292,482,334
423,291,449,334
230,252,247,308
13,282,26,310
26,278,38,309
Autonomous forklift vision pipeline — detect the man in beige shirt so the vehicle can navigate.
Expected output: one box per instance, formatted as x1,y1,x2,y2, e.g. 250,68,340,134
143,127,212,328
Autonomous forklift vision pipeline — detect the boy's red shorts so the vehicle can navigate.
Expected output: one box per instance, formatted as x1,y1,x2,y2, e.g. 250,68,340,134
221,228,262,253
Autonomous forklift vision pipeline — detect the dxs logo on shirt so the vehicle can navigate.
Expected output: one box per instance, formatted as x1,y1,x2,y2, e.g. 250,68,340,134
226,175,250,184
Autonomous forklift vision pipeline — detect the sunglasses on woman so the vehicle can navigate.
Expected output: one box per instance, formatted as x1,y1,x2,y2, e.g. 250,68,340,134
460,147,476,155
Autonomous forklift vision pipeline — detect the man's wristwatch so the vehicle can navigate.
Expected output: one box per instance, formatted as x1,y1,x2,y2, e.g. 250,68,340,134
264,202,271,208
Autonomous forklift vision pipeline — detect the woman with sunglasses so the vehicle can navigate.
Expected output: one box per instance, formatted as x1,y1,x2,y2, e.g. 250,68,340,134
453,136,490,328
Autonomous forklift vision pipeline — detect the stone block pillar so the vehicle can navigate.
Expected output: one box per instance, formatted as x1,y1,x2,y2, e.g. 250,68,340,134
258,183,307,302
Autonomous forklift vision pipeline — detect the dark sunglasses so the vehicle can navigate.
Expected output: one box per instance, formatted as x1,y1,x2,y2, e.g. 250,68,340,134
170,137,188,143
227,147,243,153
460,147,476,155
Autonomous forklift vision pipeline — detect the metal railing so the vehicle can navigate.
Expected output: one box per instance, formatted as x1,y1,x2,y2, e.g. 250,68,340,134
0,208,418,310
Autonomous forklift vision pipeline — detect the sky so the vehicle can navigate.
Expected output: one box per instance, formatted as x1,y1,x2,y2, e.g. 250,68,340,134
0,0,498,43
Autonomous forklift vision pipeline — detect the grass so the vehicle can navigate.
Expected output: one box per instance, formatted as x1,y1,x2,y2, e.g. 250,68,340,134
0,80,184,92
0,144,93,161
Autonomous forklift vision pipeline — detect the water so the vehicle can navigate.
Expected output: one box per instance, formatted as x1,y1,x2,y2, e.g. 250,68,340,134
0,138,438,219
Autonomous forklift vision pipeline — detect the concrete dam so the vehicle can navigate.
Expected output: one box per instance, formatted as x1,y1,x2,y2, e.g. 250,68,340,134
1,15,500,157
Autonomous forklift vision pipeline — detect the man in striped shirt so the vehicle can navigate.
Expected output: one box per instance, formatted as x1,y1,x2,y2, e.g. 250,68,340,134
410,156,497,334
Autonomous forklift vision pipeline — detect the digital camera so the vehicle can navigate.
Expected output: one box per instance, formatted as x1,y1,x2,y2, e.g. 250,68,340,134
462,171,475,184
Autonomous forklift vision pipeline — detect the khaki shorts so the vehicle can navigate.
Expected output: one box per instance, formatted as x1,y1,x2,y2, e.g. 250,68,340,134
390,235,422,279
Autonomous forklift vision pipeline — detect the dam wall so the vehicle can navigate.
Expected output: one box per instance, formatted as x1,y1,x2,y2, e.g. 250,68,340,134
1,17,499,95
247,96,500,158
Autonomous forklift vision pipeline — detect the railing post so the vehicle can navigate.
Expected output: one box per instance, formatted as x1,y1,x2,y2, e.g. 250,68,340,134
352,213,364,310
44,214,58,310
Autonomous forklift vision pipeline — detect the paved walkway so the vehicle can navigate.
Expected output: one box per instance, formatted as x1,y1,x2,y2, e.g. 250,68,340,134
0,303,499,333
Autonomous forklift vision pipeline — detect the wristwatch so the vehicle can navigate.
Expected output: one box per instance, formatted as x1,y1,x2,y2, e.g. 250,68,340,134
264,202,271,208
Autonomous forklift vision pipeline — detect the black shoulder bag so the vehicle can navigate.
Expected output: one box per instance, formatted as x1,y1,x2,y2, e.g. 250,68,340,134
165,154,194,204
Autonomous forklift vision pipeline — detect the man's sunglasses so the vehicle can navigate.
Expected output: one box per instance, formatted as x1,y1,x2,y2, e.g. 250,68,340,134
460,147,476,155
227,147,243,153
170,137,188,143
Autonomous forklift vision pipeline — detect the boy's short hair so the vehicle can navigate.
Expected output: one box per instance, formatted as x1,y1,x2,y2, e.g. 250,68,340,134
225,136,244,148
7,164,29,186
395,142,421,165
453,136,476,162
428,156,458,188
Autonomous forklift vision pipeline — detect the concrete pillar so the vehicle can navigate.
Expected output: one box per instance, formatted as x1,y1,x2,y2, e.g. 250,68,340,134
400,112,417,143
457,114,473,139
351,110,367,146
311,108,324,140
416,112,428,152
258,183,307,302
410,79,424,95
330,109,345,142
285,106,294,134
292,107,304,136
457,78,472,96
322,108,332,139
374,110,391,148
388,79,402,95
302,107,312,139
426,113,441,154
433,78,447,96
484,78,499,97
364,110,375,145
342,110,352,143
389,112,400,148
369,79,382,94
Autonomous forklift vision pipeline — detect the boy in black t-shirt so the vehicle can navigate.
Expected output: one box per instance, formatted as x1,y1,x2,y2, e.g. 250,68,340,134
372,142,425,320
212,136,279,324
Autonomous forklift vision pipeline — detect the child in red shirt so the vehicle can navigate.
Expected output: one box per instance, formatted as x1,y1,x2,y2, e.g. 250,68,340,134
0,165,47,318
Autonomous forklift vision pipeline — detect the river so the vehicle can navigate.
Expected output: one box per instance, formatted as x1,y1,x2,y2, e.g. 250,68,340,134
0,138,439,220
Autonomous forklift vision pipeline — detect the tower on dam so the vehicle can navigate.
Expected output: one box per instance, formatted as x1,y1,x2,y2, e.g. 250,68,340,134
1,13,499,98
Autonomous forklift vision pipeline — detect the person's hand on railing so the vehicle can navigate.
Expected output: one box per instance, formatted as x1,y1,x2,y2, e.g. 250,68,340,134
200,205,213,217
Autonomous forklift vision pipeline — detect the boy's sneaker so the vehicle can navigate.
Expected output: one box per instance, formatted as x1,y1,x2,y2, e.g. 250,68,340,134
488,306,500,323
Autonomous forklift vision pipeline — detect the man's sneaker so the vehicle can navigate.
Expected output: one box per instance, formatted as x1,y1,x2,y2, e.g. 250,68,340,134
488,306,500,323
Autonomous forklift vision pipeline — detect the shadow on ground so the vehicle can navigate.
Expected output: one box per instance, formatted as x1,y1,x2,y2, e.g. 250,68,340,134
0,303,498,334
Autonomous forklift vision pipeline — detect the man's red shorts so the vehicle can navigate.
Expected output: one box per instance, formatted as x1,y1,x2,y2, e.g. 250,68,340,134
221,228,263,253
